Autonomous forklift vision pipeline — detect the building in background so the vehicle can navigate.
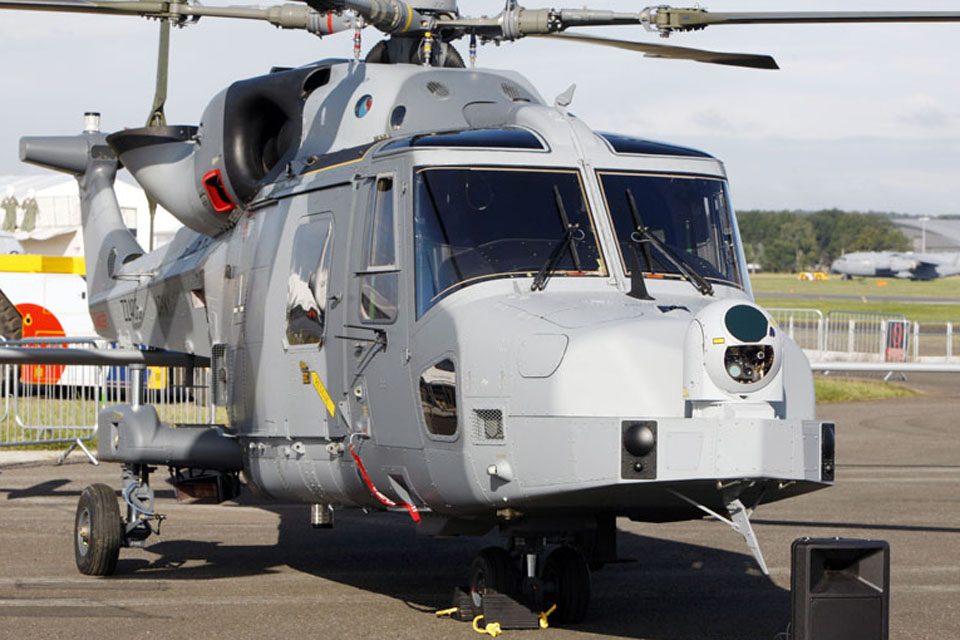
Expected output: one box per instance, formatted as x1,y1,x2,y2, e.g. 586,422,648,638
0,173,182,256
893,217,960,253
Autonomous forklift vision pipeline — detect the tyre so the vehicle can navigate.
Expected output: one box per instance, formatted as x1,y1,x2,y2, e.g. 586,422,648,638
75,484,123,576
0,289,21,395
0,288,22,342
470,546,519,610
543,546,591,624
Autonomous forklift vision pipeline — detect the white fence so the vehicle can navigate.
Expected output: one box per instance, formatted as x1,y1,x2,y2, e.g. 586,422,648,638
767,308,960,364
0,338,213,463
768,308,824,353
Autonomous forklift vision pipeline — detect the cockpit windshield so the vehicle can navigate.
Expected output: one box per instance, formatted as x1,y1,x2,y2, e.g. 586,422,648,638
597,172,743,288
414,167,605,317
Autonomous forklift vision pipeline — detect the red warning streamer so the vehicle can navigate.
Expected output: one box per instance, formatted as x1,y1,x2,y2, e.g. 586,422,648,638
349,443,421,524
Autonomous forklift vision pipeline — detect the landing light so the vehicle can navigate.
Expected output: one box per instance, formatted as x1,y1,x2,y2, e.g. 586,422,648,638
623,422,656,457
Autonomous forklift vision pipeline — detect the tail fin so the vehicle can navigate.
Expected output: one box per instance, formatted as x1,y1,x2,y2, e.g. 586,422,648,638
20,123,144,303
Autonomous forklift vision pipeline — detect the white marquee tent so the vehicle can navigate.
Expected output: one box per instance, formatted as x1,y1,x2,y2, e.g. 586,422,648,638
0,173,183,257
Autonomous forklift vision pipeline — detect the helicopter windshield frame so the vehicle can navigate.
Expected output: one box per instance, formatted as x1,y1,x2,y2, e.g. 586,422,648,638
596,170,744,291
413,165,607,318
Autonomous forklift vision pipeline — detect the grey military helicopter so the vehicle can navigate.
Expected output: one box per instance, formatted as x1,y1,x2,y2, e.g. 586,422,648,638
4,0,960,625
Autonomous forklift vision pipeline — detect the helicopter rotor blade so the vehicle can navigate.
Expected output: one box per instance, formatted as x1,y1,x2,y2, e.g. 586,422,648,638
644,7,960,35
147,18,170,128
143,17,170,253
537,32,778,70
0,0,353,36
0,0,163,15
438,4,960,41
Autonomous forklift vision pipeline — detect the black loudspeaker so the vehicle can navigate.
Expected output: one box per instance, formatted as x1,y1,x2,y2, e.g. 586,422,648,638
791,538,890,640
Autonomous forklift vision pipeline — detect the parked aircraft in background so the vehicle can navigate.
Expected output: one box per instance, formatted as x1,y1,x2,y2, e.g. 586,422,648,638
831,251,960,280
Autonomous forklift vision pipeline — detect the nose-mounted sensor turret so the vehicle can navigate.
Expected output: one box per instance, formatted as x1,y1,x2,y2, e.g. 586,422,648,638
721,304,776,385
683,300,784,404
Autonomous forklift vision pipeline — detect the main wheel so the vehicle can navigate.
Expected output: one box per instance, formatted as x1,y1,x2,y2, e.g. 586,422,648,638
0,288,23,342
543,546,591,624
75,484,123,576
0,289,21,394
470,546,519,611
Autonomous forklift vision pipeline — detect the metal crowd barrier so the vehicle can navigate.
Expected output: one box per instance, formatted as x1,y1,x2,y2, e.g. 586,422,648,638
767,308,824,355
0,338,214,464
822,310,908,362
767,308,960,365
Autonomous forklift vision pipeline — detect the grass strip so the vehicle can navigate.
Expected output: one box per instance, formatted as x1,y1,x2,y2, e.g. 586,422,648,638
757,296,960,323
815,376,921,403
750,273,960,298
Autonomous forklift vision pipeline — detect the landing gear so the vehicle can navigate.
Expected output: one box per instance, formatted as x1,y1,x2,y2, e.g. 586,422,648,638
542,546,591,624
467,541,593,625
74,464,164,576
74,483,123,576
470,546,520,609
119,464,164,548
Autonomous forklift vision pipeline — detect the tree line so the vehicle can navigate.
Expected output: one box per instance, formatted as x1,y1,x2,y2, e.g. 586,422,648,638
735,209,911,272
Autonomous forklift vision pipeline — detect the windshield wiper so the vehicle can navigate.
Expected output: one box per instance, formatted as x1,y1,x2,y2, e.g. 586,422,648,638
622,189,654,301
531,186,583,291
625,188,714,297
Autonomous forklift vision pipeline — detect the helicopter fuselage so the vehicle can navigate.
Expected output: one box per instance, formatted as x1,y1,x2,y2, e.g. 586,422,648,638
21,60,831,545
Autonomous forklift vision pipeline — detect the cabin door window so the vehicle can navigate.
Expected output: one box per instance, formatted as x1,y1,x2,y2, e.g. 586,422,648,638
359,176,399,323
285,215,334,347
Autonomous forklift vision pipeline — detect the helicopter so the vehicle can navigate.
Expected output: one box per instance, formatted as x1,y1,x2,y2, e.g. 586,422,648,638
3,0,960,626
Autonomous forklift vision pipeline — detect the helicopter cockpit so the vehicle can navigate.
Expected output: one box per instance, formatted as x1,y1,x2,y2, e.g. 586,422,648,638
372,123,747,319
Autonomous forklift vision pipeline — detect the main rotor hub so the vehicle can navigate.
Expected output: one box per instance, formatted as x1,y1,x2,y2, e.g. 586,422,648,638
410,0,457,12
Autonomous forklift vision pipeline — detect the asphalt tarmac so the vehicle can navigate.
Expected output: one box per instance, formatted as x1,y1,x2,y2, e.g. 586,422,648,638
1,375,958,640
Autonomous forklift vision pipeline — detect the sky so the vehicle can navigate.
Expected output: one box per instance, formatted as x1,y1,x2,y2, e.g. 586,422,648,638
1,0,959,216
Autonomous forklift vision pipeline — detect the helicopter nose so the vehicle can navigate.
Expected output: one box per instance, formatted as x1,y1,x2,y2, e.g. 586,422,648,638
830,257,845,273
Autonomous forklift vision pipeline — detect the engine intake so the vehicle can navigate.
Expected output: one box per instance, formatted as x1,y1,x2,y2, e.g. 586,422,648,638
107,65,332,237
220,65,331,202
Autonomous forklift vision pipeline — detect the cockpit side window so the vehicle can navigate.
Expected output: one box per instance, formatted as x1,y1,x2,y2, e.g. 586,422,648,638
286,216,334,347
364,177,396,269
360,176,399,323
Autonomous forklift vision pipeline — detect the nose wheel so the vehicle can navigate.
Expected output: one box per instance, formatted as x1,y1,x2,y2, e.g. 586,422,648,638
542,546,591,624
74,483,123,576
468,543,592,625
470,546,520,609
